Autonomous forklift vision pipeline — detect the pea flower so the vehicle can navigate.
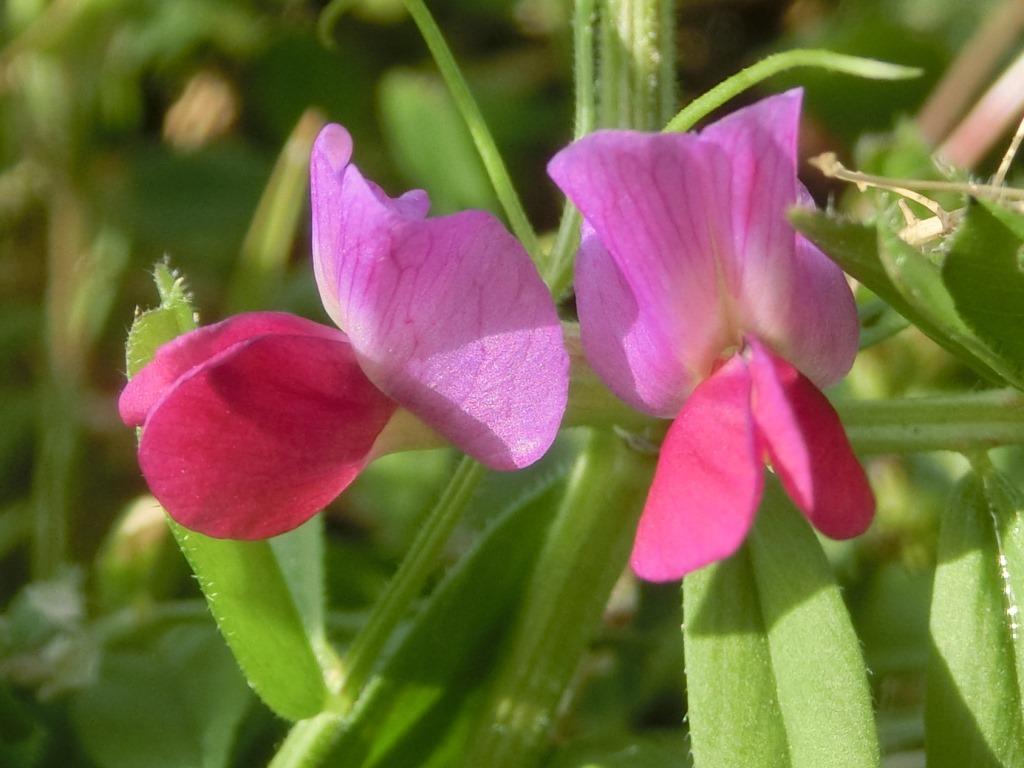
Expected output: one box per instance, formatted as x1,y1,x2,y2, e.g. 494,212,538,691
120,124,568,540
548,90,874,581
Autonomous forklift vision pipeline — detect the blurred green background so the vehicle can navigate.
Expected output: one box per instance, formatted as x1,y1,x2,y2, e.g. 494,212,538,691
0,0,1016,765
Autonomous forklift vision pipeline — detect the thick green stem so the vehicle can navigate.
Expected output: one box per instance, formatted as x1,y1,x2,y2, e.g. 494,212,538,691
546,0,597,293
459,430,652,768
837,389,1024,454
400,0,541,266
549,0,674,294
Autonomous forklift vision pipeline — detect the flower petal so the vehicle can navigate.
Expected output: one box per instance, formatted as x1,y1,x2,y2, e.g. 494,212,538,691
700,90,858,387
312,127,567,469
549,131,737,415
345,209,568,469
119,311,343,427
574,228,685,416
631,355,764,581
138,331,396,539
748,338,875,539
310,123,430,329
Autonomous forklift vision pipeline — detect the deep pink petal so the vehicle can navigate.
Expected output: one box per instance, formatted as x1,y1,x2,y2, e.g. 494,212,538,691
700,91,858,386
575,228,686,417
138,332,396,539
119,312,343,427
631,355,764,581
346,210,568,469
748,338,875,539
548,131,737,414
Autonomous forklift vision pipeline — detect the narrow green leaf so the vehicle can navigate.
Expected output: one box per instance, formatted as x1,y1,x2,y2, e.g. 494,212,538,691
684,482,878,768
170,523,328,720
790,208,1022,388
684,549,789,767
942,203,1024,375
926,469,1024,767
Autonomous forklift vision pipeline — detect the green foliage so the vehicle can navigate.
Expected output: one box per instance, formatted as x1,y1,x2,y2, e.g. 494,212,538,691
71,625,252,768
927,468,1024,766
943,203,1024,374
327,471,569,766
683,483,878,768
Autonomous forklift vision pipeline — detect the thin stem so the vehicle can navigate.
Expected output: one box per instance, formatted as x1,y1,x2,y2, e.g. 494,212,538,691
663,49,920,133
994,112,1024,186
809,151,1024,203
338,457,484,705
400,0,541,265
545,0,598,293
271,457,486,768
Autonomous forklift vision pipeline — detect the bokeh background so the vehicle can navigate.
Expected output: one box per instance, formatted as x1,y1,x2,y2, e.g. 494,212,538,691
0,0,1016,765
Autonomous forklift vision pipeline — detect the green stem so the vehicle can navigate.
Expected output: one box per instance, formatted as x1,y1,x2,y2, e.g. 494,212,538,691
663,49,921,133
338,456,484,705
459,430,652,768
270,457,485,768
546,0,597,293
400,0,541,266
837,389,1024,455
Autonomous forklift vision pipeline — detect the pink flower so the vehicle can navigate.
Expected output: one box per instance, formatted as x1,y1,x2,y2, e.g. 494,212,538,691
121,124,568,540
548,90,874,581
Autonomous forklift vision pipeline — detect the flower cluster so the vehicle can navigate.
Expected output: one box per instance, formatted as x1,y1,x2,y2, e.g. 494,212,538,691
123,91,874,577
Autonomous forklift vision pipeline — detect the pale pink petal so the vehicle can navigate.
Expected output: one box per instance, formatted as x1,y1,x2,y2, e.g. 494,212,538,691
119,311,343,427
343,209,568,469
548,131,737,415
138,332,396,539
630,355,764,581
309,124,430,329
748,338,875,539
574,228,685,417
700,91,858,387
311,124,566,469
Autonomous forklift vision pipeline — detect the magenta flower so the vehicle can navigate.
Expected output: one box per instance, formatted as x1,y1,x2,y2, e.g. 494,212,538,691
120,124,568,540
548,90,874,581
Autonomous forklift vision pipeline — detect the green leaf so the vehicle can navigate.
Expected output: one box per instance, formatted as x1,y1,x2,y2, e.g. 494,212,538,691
325,472,567,766
169,522,329,720
125,266,330,720
71,624,251,768
790,208,1022,388
684,482,878,768
926,469,1024,767
942,203,1024,377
